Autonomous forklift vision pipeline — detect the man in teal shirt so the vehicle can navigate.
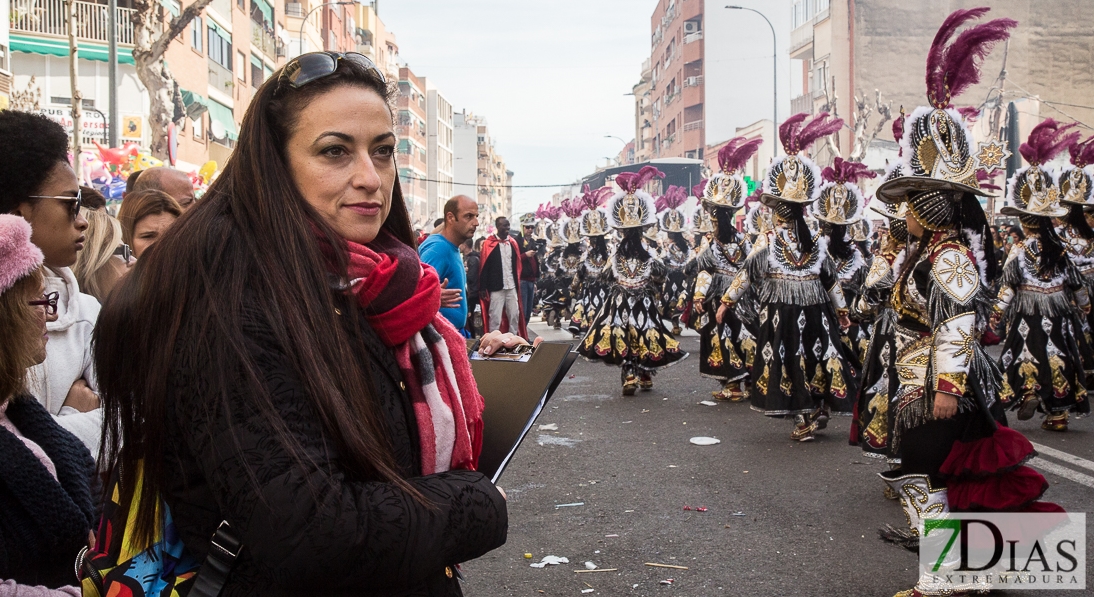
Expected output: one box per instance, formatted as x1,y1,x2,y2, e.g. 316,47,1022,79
419,195,479,332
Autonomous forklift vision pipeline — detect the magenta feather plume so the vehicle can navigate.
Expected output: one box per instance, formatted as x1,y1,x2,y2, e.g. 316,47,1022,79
692,179,708,198
1068,134,1094,167
976,169,1002,191
794,112,844,154
535,203,548,219
926,8,1016,107
957,106,981,123
595,186,613,207
1019,119,1081,165
656,185,688,212
744,187,763,208
615,165,665,193
778,113,810,154
892,115,904,144
561,197,584,218
719,137,763,173
821,157,877,185
716,137,744,172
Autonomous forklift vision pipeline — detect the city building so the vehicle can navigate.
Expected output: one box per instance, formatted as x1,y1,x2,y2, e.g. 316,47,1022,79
397,65,429,227
786,0,1094,179
704,119,774,186
632,58,653,163
646,0,705,160
453,109,478,214
425,80,453,221
352,1,399,80
1,0,11,109
452,110,509,229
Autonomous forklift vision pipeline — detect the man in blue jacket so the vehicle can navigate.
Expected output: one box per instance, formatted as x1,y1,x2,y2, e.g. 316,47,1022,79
419,195,479,333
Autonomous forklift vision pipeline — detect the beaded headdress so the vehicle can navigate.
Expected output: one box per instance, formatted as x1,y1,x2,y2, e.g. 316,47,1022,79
657,185,690,233
704,137,762,210
761,112,842,208
813,158,876,225
1059,135,1094,207
1002,119,1078,218
606,166,663,230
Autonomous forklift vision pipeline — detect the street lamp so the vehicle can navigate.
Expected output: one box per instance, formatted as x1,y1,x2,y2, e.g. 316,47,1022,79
298,1,355,56
604,135,628,146
726,5,777,153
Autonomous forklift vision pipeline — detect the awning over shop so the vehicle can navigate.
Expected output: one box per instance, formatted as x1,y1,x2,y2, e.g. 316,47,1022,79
10,34,135,65
206,98,239,142
179,88,208,121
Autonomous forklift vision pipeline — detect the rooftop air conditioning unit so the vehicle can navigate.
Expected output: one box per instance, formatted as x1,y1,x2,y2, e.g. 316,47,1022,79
685,76,699,87
684,21,699,34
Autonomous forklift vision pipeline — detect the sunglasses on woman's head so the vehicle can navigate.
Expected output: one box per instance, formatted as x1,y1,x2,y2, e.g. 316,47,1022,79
27,188,82,221
278,51,386,91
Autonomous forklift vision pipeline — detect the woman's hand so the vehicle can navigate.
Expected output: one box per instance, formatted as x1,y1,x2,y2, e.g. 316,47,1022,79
838,313,852,329
715,303,728,324
62,379,100,413
440,278,463,309
933,392,958,420
478,330,542,355
693,299,704,315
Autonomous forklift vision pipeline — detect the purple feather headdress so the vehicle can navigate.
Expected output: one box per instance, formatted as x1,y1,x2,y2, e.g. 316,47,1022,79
782,112,843,155
614,165,665,193
925,7,1017,108
561,197,584,219
1069,135,1094,168
655,185,688,212
1019,119,1080,165
718,136,763,173
892,106,906,156
692,179,708,198
744,187,763,207
976,169,1002,192
821,157,877,185
535,203,549,219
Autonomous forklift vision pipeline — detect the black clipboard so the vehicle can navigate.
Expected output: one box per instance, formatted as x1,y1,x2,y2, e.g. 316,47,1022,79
471,342,577,483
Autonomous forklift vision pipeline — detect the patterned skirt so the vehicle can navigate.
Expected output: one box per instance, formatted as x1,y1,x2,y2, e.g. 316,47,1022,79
697,300,755,382
578,287,688,369
850,308,899,460
749,301,860,416
999,310,1092,416
660,267,688,321
569,279,610,335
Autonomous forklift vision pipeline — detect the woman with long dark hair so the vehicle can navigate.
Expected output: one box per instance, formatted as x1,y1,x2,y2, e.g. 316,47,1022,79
873,11,1063,594
93,53,507,595
578,166,688,395
995,120,1092,432
691,139,759,401
717,114,859,442
1058,135,1094,344
814,158,876,363
567,189,612,336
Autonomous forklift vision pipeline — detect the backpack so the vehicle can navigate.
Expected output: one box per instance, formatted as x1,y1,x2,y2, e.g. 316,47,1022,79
77,463,241,597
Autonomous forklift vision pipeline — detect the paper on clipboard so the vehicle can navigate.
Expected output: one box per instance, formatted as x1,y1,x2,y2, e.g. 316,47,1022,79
471,342,578,483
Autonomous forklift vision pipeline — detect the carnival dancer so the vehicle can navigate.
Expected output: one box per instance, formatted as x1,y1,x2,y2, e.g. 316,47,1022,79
815,158,877,361
1057,135,1094,344
547,200,585,331
656,185,691,335
569,205,613,336
679,180,711,332
691,138,761,400
872,9,1062,596
537,205,566,328
996,119,1091,432
849,195,909,471
716,113,860,441
578,166,688,395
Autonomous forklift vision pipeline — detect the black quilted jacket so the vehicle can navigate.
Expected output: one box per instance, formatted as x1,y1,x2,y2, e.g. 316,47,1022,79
162,299,507,596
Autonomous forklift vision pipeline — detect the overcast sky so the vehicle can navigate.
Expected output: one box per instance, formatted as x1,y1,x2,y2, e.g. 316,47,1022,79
379,0,794,215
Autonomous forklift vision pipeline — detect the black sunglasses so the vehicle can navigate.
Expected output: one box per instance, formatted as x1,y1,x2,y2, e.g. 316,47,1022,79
279,52,386,91
28,188,82,221
29,291,59,316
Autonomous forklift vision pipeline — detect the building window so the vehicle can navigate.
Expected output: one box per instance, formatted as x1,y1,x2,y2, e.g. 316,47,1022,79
191,16,203,52
208,26,233,70
192,114,204,139
237,51,247,81
251,60,263,89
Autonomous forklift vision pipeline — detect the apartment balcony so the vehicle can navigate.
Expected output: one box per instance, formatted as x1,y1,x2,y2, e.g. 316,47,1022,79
208,59,235,95
683,75,703,88
285,1,304,17
10,0,136,45
790,92,815,116
683,119,703,132
789,22,813,60
251,19,278,59
683,31,702,45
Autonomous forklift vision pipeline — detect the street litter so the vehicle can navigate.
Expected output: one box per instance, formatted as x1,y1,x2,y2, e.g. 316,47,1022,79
699,400,717,406
604,534,619,537
555,502,585,508
689,436,721,446
732,511,746,516
659,579,675,585
584,562,597,570
645,563,689,570
574,568,617,574
530,555,569,568
538,423,558,431
696,507,708,512
524,553,533,559
581,590,594,594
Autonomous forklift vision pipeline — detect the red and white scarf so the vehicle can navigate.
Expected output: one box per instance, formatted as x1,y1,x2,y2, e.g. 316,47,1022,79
322,231,483,474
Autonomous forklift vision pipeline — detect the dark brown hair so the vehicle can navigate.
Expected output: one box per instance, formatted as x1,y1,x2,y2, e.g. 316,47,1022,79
0,269,45,401
95,57,417,543
116,189,182,247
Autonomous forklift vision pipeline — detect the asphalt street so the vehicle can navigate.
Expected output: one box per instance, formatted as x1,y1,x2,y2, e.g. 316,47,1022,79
461,321,1094,597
